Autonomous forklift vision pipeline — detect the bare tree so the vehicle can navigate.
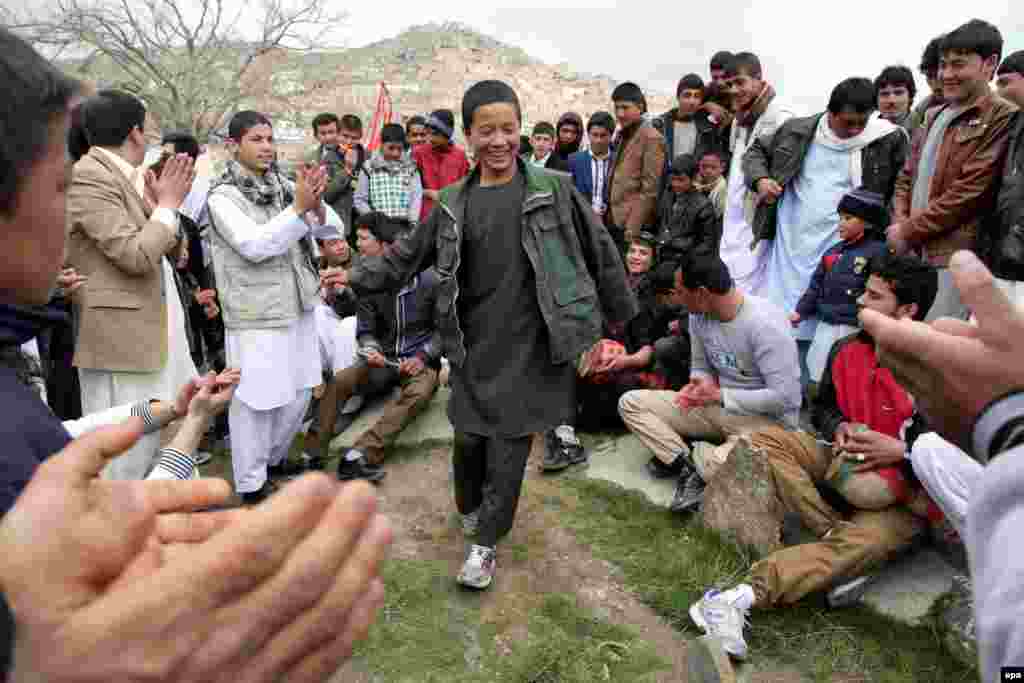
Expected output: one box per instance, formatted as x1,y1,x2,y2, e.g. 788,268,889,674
5,0,346,139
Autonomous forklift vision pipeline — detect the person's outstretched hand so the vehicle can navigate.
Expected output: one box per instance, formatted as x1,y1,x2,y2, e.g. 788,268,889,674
860,250,1024,452
0,419,391,682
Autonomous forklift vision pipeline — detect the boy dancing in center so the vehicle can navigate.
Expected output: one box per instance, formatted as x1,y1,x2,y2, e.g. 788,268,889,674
324,81,636,589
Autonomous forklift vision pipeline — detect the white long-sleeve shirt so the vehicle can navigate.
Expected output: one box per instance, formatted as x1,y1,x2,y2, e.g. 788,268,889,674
206,195,342,410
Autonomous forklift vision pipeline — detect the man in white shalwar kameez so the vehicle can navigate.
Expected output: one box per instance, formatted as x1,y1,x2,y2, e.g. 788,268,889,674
719,52,794,295
745,78,907,387
206,110,342,503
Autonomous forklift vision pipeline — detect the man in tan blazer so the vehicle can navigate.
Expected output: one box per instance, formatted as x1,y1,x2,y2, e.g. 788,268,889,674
66,89,196,479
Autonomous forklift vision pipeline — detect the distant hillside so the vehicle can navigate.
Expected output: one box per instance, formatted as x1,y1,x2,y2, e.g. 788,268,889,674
248,22,675,140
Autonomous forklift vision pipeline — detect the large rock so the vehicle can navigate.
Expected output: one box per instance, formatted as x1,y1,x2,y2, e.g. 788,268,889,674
699,438,784,559
935,573,979,671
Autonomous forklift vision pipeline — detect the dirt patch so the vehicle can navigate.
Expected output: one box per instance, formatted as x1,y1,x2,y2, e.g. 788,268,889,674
205,437,808,682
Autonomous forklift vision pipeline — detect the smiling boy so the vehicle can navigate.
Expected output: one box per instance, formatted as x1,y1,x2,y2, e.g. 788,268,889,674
325,80,636,589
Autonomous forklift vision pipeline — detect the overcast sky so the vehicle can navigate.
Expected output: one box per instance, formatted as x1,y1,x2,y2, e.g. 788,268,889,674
338,1,1024,115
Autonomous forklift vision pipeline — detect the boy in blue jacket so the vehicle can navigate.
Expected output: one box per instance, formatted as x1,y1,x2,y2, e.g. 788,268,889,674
790,188,889,391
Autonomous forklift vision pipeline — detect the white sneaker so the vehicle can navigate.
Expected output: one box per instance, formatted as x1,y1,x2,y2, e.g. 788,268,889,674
461,510,480,537
689,590,750,660
457,544,496,590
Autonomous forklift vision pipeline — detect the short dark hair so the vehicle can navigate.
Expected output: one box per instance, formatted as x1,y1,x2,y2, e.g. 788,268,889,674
941,19,1003,64
828,77,877,115
920,35,945,76
586,111,616,135
82,89,146,148
723,52,762,79
67,105,91,163
380,123,406,145
532,121,556,138
677,254,733,295
611,81,647,113
676,73,705,97
228,110,272,141
340,114,363,132
866,253,938,321
997,50,1024,77
461,80,522,132
311,112,340,134
670,153,698,179
0,27,80,217
405,114,427,132
710,51,734,71
355,211,401,244
702,81,732,107
161,130,200,160
874,65,917,102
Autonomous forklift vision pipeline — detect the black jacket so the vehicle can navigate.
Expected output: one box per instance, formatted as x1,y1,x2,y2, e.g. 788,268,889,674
356,266,442,367
655,189,721,260
743,113,908,242
656,109,731,179
982,111,1024,280
0,304,73,517
796,237,887,326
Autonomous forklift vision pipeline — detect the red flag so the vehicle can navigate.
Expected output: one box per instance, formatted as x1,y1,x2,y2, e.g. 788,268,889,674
365,82,393,152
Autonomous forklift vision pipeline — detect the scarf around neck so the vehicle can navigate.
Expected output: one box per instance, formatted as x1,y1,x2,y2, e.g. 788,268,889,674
735,83,777,129
210,159,293,208
814,113,900,187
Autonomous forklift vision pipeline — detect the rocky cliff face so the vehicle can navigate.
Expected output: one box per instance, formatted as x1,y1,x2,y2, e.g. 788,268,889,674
251,22,675,141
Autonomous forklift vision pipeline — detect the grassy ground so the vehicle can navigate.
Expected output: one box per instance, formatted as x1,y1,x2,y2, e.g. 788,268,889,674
558,476,975,683
351,559,668,682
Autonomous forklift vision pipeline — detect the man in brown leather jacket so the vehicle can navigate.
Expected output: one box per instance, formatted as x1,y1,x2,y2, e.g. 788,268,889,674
607,82,666,250
889,19,1016,320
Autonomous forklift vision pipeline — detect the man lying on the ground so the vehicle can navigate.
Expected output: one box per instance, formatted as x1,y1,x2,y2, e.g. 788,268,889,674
618,254,800,513
308,212,441,482
688,252,942,667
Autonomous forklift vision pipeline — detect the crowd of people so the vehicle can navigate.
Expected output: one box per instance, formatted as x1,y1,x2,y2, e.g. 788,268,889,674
0,13,1023,682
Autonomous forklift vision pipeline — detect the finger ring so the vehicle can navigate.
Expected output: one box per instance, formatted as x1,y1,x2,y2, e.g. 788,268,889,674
855,454,866,462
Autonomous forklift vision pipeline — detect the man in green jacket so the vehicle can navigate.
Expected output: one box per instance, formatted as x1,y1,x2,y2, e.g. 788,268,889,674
323,80,637,590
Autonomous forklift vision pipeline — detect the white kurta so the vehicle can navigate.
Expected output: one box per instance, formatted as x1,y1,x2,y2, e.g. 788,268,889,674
79,148,198,480
207,193,342,492
315,303,363,415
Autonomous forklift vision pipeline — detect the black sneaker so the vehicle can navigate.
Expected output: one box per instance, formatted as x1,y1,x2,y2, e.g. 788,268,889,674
240,479,279,506
337,454,386,483
541,428,587,472
670,471,706,513
267,459,307,478
647,455,692,480
300,451,328,471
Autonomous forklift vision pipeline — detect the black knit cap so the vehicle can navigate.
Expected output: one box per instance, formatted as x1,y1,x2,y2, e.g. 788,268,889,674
837,188,889,229
380,123,406,145
611,81,647,113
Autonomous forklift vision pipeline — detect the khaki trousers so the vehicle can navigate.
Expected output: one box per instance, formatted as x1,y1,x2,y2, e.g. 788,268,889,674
747,427,924,607
316,362,438,463
617,390,779,471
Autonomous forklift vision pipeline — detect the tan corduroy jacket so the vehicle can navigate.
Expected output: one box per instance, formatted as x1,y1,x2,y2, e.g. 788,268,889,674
66,148,179,372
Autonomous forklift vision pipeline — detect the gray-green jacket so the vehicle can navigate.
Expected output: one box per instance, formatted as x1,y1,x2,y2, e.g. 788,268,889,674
348,158,638,367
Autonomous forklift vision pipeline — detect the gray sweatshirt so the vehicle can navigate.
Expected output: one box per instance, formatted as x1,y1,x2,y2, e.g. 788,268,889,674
969,391,1024,683
689,293,802,429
